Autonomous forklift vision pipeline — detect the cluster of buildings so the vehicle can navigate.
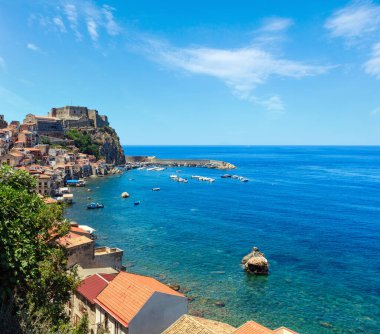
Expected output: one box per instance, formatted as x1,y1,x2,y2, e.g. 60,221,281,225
59,224,298,334
0,107,114,198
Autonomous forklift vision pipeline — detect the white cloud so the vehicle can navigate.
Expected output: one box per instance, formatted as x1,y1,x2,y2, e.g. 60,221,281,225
102,5,120,36
53,16,66,32
261,18,294,32
325,0,380,43
258,95,285,113
87,19,98,41
27,43,39,51
59,1,120,41
141,39,329,111
365,42,380,78
64,3,81,39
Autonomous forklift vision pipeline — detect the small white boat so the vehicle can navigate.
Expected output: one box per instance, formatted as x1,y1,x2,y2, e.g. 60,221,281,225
170,175,178,179
137,167,146,170
232,175,239,179
240,178,249,182
155,167,165,171
147,167,157,171
152,187,161,191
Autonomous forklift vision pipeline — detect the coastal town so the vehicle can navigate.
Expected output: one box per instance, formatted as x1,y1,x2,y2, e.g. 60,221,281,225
0,106,297,334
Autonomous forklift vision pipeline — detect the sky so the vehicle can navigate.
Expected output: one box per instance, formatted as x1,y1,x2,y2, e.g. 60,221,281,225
1,0,380,145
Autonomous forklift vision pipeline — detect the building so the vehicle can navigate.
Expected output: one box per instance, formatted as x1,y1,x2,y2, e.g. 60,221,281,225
162,314,236,334
0,115,7,129
56,229,123,270
69,273,117,333
232,321,298,334
36,173,53,196
94,272,188,334
18,130,38,148
0,150,24,166
50,106,109,129
24,114,64,138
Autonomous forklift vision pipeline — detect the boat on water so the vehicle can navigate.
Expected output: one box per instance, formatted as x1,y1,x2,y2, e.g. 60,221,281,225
232,175,239,179
147,167,157,171
170,175,178,179
87,203,104,209
134,201,141,206
137,167,146,170
152,187,161,191
221,174,232,178
155,167,165,171
240,178,249,182
191,175,201,179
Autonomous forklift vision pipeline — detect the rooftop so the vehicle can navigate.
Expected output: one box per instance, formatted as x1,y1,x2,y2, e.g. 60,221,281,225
95,271,185,327
163,314,236,334
77,273,117,304
233,322,275,334
76,266,119,279
57,232,93,249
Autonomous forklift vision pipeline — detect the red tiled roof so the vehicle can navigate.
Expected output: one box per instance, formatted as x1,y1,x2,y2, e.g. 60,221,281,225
95,272,185,327
77,273,117,304
233,322,274,334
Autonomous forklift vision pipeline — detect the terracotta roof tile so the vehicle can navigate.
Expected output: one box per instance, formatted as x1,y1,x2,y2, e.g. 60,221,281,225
77,273,117,304
163,315,236,334
233,322,274,334
95,272,185,327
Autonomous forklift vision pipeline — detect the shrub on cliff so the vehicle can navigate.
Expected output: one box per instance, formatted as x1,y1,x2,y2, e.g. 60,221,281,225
0,164,79,333
65,129,100,159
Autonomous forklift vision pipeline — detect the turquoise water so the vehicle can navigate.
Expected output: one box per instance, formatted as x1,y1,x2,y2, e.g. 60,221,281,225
65,146,380,333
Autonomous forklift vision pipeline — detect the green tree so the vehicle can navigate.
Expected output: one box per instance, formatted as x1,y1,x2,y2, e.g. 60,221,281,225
65,129,100,159
0,164,79,333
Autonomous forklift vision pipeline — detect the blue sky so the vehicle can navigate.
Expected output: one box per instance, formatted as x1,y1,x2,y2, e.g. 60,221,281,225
1,0,380,145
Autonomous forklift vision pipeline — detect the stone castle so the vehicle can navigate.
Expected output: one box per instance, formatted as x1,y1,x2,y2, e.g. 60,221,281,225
49,106,109,129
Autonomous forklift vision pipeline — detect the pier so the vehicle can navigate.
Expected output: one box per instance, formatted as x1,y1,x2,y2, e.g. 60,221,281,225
125,156,236,170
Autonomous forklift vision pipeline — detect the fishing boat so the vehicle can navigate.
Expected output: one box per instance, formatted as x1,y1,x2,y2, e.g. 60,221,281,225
152,187,161,191
87,203,104,209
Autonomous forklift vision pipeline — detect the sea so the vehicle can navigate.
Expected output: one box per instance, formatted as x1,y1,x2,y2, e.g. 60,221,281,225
65,146,380,334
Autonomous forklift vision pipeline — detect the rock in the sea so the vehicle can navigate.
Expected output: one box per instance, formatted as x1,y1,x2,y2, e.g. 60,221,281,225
214,301,225,307
242,246,269,275
167,283,180,291
121,192,130,198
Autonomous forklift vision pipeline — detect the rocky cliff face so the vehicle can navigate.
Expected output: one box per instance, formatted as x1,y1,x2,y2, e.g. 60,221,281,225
75,126,125,165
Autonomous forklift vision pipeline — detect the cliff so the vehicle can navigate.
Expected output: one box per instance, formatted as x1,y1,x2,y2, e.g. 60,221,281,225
66,126,125,165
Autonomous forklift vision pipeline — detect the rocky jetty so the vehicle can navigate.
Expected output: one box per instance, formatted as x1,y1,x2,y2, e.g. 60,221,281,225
242,247,269,275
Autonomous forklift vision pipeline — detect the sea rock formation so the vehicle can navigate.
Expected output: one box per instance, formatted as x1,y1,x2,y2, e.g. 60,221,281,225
242,247,269,275
69,126,125,165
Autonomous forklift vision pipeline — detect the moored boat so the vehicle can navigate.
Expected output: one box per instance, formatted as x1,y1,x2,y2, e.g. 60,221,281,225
87,203,104,209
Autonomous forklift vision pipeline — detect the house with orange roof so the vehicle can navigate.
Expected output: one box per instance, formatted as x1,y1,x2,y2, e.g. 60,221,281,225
232,321,298,334
94,271,188,334
56,227,124,271
68,273,117,333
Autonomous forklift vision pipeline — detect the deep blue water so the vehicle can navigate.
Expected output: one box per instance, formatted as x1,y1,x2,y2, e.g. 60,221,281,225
65,146,380,333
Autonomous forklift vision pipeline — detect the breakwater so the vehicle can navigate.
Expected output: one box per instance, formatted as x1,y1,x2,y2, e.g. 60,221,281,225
125,156,236,170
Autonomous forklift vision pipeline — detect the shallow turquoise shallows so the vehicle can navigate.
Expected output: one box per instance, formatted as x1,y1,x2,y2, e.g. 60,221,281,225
65,146,380,334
